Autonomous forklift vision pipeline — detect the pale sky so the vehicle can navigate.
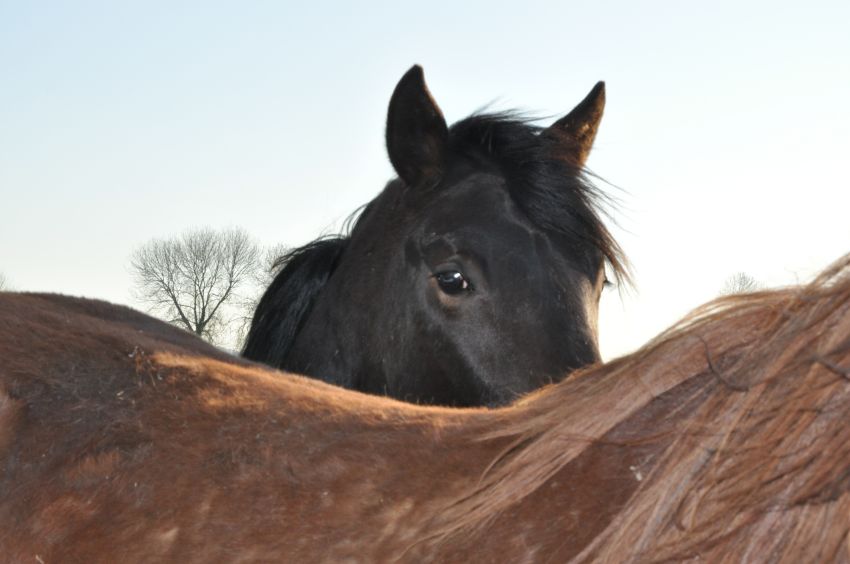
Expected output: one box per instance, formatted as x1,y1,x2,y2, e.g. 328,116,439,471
1,1,848,358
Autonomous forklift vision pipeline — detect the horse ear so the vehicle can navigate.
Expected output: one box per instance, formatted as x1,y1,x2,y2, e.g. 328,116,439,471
544,81,606,167
386,65,449,186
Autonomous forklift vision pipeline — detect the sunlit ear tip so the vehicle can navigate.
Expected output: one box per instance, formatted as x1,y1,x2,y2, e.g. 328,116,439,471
392,65,433,104
586,81,605,107
402,65,426,85
593,81,605,98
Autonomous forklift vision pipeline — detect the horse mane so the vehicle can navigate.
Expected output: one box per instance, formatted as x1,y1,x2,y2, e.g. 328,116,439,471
422,254,850,558
447,112,630,284
242,237,348,365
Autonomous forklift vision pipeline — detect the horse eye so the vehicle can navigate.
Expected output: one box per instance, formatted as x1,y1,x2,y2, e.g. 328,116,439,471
434,270,471,296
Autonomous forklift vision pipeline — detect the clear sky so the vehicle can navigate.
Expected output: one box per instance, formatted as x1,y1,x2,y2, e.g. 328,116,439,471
1,1,848,358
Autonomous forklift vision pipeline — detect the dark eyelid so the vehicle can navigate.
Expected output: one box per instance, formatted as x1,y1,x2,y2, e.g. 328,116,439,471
432,262,463,275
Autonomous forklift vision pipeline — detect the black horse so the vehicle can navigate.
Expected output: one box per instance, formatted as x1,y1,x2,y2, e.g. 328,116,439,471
243,66,627,407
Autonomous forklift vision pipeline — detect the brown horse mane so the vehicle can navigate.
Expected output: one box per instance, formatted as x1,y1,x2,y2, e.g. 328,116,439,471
424,254,850,558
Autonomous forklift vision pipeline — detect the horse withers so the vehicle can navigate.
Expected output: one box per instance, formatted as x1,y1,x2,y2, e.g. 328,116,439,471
243,66,627,406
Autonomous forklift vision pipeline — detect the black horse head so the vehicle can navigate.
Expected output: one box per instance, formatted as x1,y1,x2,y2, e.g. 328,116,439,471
243,66,628,407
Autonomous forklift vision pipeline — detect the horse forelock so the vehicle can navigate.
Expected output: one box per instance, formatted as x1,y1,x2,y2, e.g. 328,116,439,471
444,113,631,286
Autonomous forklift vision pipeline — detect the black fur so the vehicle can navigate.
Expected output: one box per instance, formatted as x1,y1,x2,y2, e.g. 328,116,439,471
242,238,347,367
243,66,627,407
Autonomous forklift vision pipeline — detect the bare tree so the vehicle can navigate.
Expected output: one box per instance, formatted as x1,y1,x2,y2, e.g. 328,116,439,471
720,272,762,296
131,227,260,344
0,272,7,291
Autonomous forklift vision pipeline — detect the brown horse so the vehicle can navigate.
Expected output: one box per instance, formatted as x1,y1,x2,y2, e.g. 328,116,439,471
1,255,849,562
